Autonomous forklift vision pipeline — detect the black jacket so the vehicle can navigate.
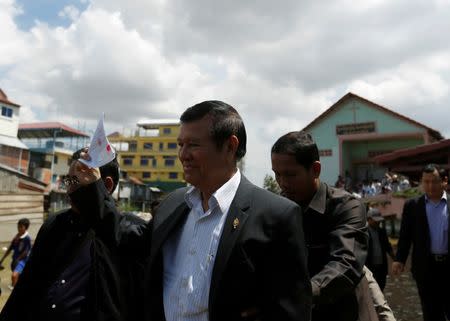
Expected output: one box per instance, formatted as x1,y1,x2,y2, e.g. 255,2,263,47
302,183,368,321
396,194,450,282
147,176,312,321
0,183,150,321
55,177,311,321
366,225,393,276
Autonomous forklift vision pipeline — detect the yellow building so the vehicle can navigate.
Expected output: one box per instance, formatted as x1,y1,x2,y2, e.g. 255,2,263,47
109,119,186,192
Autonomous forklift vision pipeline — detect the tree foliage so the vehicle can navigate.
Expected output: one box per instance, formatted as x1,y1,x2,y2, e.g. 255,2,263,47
263,174,281,194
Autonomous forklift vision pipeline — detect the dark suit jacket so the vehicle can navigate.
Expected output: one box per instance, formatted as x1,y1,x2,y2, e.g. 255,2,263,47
396,193,450,282
367,226,393,275
146,176,312,321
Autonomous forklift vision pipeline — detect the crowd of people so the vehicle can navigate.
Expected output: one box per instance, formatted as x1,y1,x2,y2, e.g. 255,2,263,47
0,100,448,321
335,171,412,198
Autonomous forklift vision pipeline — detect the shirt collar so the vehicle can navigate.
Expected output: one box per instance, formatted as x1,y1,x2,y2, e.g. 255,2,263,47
425,191,447,203
306,182,327,214
185,169,241,215
19,231,29,239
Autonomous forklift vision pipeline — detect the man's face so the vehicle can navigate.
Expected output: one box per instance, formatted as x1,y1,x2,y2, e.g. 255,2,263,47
271,153,317,204
421,169,447,200
178,116,231,191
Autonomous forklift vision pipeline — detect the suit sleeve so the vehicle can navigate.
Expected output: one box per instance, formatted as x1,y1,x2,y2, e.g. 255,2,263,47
262,203,312,321
395,199,413,264
69,180,152,258
311,198,368,304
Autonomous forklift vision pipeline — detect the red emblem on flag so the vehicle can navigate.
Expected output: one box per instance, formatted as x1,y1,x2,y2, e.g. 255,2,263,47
106,144,111,152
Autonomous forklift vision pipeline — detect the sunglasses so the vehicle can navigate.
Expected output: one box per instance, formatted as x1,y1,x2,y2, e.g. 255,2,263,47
63,175,80,188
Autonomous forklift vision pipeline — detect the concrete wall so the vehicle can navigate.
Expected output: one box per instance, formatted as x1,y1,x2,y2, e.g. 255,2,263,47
0,104,20,137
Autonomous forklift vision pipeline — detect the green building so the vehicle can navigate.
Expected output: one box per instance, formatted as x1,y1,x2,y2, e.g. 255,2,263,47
303,93,443,185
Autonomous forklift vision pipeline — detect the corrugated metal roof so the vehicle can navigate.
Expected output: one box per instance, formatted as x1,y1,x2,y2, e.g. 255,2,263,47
18,122,89,138
137,119,180,129
0,134,28,149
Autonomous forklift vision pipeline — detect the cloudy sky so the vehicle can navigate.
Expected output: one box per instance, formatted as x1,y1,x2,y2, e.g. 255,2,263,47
1,0,450,186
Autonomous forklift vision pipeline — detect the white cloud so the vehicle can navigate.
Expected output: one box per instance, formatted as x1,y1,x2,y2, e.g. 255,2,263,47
58,5,81,21
2,0,450,185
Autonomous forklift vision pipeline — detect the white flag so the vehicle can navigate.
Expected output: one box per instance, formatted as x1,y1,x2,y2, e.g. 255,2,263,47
79,114,116,168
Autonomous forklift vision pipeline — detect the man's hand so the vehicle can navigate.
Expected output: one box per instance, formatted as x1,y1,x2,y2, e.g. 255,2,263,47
391,261,405,275
67,150,101,194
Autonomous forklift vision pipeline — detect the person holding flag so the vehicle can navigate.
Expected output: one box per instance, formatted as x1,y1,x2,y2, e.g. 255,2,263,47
0,116,149,321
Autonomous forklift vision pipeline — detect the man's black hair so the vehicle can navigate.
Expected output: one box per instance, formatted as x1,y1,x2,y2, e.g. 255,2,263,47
71,148,120,192
18,218,30,229
271,131,319,169
180,100,247,160
422,163,448,180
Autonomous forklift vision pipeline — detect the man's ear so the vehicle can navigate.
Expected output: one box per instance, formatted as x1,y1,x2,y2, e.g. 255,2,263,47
228,135,239,156
311,161,321,178
104,176,114,194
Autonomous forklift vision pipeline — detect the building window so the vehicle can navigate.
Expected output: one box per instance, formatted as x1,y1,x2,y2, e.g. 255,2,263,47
54,155,58,164
142,172,151,178
169,172,178,179
129,141,137,152
167,142,177,149
165,159,175,167
143,142,153,150
152,158,157,167
1,106,13,118
159,143,164,151
123,157,134,166
141,156,154,166
319,149,332,157
163,128,171,134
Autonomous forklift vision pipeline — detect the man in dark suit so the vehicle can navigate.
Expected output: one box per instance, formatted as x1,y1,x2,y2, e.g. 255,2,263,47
146,101,311,321
393,163,450,321
64,101,312,321
271,131,368,321
365,208,394,291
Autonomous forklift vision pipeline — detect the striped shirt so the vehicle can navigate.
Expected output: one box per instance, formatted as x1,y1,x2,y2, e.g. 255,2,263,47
162,170,241,321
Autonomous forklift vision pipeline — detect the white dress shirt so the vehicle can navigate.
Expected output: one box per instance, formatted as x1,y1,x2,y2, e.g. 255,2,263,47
162,170,241,321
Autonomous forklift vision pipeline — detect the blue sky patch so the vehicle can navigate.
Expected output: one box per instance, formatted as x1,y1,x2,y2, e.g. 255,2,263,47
14,0,88,30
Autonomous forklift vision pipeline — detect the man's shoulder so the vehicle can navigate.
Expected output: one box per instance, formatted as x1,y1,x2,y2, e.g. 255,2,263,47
404,194,424,206
238,178,299,214
39,209,72,233
325,184,361,207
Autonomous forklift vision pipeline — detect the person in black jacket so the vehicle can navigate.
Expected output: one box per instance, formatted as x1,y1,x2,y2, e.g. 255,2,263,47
365,208,394,291
271,131,368,321
0,151,149,321
392,164,450,321
62,101,312,321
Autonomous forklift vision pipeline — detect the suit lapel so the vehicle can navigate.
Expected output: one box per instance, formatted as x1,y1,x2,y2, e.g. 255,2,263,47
150,202,190,263
209,176,252,310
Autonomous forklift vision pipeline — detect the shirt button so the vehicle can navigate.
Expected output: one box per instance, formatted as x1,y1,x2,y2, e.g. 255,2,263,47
51,304,56,309
78,233,82,237
61,279,66,284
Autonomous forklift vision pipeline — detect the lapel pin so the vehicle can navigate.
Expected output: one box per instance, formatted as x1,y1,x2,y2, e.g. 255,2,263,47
233,218,240,229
